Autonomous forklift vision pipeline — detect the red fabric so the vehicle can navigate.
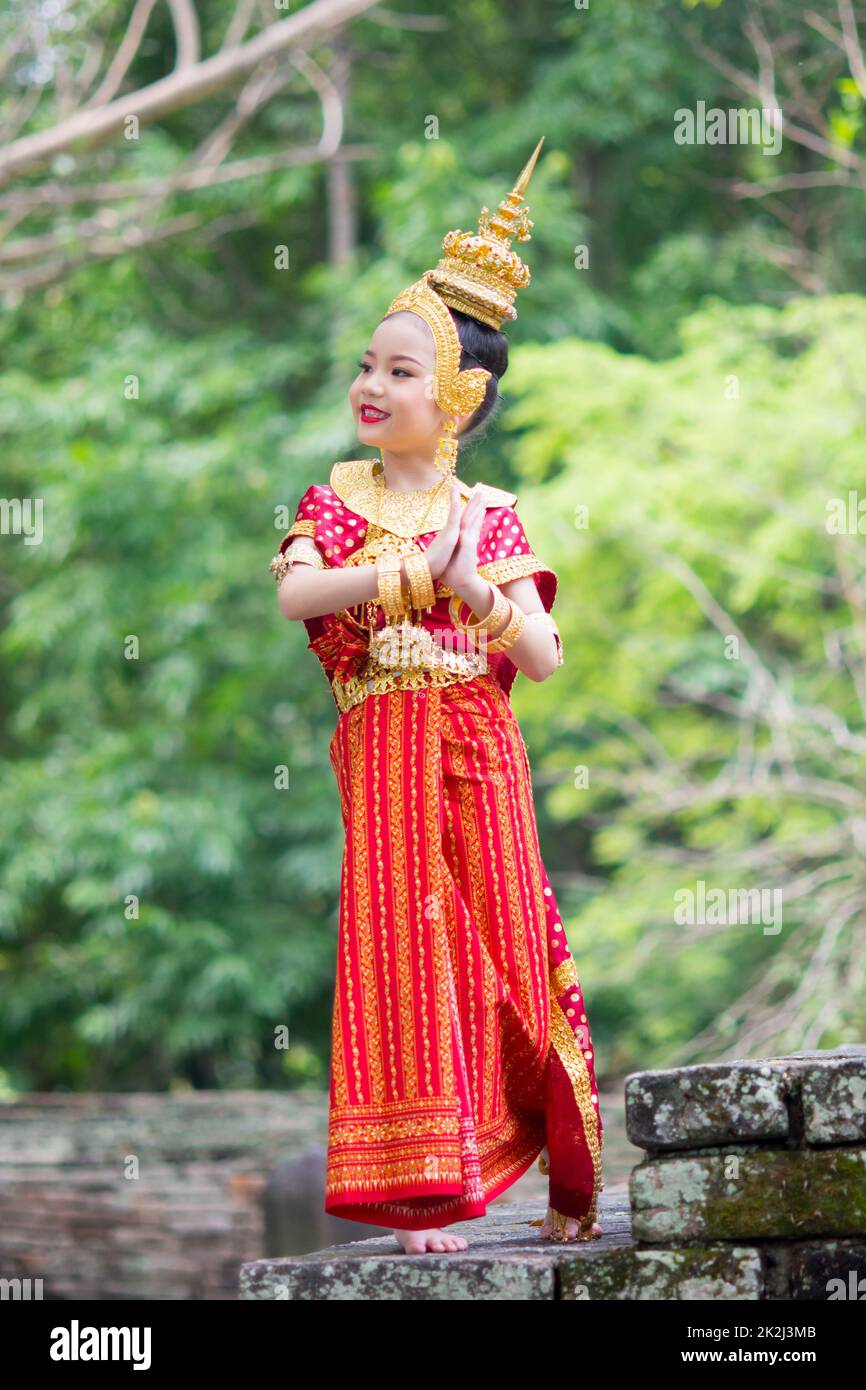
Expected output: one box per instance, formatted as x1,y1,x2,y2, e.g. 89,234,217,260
307,618,369,683
281,483,370,567
277,483,370,649
325,674,603,1231
477,503,557,615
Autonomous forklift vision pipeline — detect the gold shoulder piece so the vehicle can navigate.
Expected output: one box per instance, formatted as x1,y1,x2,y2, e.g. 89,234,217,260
472,482,518,508
329,459,516,536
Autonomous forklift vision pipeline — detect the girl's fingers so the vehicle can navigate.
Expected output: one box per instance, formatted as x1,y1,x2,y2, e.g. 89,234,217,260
461,491,485,534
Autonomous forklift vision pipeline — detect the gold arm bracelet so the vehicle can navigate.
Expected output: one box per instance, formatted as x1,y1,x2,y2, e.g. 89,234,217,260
485,597,527,653
268,539,326,583
403,551,436,611
377,552,405,620
448,584,509,635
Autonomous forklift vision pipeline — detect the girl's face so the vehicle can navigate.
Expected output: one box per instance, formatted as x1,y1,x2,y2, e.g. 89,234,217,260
349,312,466,451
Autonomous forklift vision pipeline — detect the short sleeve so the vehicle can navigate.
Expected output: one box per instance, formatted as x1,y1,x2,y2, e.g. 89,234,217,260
268,482,370,585
477,504,557,614
277,482,369,565
279,484,331,562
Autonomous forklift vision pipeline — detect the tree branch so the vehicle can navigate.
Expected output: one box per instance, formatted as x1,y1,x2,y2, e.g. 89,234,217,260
0,0,379,186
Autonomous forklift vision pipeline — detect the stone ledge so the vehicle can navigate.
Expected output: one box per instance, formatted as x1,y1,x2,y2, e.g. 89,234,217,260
238,1197,866,1300
240,1195,633,1300
624,1046,866,1151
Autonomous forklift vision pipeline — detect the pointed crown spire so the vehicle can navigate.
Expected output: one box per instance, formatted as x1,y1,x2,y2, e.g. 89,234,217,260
424,136,545,330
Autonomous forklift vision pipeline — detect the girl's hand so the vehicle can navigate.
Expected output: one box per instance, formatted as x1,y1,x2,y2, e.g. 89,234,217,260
419,480,464,580
438,486,486,592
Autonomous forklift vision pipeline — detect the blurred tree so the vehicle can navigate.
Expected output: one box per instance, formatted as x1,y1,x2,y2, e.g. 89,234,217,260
504,293,866,1069
1,293,863,1089
1,0,864,1092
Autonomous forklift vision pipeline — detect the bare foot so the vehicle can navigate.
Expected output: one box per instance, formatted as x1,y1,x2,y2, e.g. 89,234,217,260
392,1227,469,1254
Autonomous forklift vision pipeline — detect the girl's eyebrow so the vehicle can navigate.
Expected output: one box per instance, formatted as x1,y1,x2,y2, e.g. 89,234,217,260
362,349,423,367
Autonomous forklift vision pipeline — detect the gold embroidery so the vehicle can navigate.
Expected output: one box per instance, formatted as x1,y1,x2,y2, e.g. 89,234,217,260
372,696,399,1099
361,699,389,1102
550,955,581,997
323,650,599,1226
500,709,554,1087
549,993,604,1227
444,711,499,1120
441,741,489,1120
478,554,556,587
496,713,548,1037
350,706,381,1100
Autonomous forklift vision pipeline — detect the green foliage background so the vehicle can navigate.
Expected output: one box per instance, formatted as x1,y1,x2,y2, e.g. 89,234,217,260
1,0,863,1093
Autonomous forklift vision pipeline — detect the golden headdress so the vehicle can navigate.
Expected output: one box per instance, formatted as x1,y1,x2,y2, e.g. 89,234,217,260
381,136,545,477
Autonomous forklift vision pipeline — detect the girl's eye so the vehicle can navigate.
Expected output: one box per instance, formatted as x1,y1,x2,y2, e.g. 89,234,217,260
356,361,411,377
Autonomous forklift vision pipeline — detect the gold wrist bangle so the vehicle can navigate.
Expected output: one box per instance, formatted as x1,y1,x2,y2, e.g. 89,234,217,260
403,551,436,610
485,597,526,652
475,586,511,635
377,553,404,620
449,584,508,635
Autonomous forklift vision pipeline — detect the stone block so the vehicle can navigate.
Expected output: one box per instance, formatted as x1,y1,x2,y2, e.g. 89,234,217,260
241,1249,557,1300
625,1047,866,1151
625,1062,788,1150
559,1245,763,1300
630,1145,866,1243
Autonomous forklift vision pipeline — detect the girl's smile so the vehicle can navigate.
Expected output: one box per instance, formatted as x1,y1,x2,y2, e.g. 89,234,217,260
347,309,475,486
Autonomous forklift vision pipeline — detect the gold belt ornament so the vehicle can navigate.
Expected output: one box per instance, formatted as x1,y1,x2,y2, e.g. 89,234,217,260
331,618,489,714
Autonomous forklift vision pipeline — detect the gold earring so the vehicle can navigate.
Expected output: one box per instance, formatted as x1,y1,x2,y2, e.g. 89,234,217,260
433,416,458,476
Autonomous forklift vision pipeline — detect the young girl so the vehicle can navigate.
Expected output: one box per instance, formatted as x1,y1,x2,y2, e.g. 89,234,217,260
269,140,604,1254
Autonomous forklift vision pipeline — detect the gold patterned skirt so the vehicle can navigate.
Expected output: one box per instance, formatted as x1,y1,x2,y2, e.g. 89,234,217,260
324,670,604,1232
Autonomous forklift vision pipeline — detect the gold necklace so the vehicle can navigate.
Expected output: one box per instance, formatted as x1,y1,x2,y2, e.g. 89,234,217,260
373,461,450,538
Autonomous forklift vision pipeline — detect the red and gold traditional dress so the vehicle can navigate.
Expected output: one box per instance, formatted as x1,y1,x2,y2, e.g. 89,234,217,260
270,457,604,1235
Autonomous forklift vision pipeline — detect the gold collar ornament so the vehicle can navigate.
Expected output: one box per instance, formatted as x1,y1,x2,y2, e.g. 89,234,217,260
329,457,516,538
380,135,545,480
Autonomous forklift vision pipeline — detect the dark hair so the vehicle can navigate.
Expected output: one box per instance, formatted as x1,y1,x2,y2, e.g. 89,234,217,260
449,308,508,440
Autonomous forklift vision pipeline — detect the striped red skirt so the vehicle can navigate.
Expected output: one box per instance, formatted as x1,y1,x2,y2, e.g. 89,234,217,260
325,670,603,1232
